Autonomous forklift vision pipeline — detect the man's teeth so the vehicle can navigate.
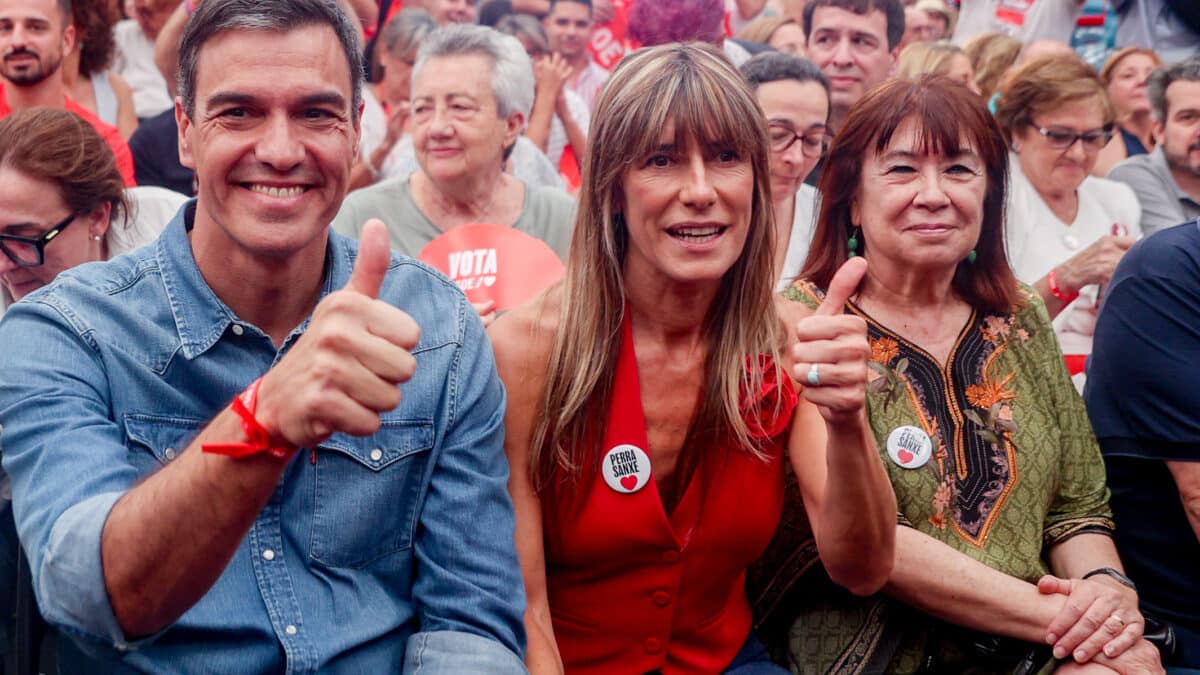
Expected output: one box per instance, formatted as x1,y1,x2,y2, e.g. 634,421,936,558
248,185,305,198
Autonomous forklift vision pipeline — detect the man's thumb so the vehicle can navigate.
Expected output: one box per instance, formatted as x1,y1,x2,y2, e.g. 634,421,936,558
347,219,392,298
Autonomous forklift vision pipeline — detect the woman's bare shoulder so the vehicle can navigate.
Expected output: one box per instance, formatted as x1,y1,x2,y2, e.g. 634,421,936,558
488,286,562,393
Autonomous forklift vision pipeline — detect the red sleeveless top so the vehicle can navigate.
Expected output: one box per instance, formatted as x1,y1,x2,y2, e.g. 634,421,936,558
543,313,798,674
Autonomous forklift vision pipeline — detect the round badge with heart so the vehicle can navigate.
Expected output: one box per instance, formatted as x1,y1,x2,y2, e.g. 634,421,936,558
886,425,933,470
601,444,652,494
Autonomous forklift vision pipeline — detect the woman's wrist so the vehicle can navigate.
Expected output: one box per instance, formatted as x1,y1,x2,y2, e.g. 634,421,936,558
1048,266,1079,304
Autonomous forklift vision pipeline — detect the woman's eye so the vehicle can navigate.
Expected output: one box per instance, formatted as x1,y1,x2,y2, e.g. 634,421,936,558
947,164,976,175
646,154,672,168
886,165,916,174
716,149,740,163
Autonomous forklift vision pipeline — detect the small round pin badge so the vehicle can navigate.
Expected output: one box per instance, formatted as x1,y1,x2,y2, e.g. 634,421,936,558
886,426,933,470
602,444,652,494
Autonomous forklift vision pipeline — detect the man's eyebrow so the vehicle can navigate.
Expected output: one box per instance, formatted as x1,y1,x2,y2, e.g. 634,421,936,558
297,92,348,110
203,92,258,110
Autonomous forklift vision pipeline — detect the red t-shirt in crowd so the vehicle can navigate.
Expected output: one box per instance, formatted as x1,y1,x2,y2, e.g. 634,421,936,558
0,82,137,188
587,0,638,71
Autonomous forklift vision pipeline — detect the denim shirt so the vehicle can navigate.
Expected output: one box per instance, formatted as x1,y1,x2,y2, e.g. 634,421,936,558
0,203,527,674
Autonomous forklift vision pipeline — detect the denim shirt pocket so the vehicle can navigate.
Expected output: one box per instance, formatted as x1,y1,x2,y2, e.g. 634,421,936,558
123,414,206,474
309,419,435,569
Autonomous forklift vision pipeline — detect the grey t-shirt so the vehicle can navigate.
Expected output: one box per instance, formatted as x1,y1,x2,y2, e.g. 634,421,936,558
333,177,576,261
1108,146,1200,237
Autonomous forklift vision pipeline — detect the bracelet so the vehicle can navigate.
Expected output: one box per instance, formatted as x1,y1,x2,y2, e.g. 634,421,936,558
202,378,295,459
1082,567,1137,592
1047,267,1079,304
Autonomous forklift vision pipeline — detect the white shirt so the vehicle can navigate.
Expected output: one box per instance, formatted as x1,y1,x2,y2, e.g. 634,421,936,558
113,20,174,119
1004,156,1141,380
548,89,591,168
953,0,1082,44
776,184,819,292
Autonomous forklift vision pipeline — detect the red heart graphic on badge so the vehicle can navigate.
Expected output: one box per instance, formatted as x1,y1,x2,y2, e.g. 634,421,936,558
620,475,638,491
898,449,914,464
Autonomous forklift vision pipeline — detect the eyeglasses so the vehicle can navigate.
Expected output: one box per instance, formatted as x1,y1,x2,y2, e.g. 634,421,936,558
0,211,82,268
1032,124,1114,151
767,123,831,158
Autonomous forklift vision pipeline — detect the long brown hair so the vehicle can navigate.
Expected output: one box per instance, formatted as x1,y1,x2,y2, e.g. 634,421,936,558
530,42,783,493
801,75,1020,315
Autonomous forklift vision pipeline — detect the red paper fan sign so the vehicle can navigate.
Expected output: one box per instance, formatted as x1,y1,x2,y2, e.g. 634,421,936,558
418,223,566,312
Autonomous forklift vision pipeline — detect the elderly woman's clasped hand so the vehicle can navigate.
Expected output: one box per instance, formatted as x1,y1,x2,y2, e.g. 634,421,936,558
1038,574,1144,663
791,257,871,425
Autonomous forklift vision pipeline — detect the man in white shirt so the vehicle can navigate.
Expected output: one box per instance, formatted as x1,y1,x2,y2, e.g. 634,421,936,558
113,0,174,120
543,0,608,110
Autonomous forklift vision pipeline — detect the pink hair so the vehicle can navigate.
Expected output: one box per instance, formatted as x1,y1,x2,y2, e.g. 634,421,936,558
628,0,726,46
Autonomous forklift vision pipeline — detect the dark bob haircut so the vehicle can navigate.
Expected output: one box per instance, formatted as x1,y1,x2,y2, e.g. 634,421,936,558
801,75,1020,315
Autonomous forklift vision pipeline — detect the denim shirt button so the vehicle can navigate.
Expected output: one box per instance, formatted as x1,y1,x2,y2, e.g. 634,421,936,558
163,447,176,460
262,549,276,561
231,324,245,336
285,625,298,636
369,448,383,462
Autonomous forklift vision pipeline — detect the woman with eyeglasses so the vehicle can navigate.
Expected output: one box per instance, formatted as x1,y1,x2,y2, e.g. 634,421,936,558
995,55,1141,389
740,52,832,291
0,110,181,312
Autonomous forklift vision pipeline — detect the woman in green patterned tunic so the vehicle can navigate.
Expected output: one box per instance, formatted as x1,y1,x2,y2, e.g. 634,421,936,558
756,77,1164,674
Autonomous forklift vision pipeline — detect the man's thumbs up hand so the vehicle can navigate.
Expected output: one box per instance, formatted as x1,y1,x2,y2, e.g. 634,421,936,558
256,221,421,449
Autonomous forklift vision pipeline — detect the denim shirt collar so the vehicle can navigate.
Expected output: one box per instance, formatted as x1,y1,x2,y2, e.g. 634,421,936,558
155,200,354,360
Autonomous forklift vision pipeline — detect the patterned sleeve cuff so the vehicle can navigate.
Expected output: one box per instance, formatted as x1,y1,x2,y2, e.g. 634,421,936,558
1043,517,1115,548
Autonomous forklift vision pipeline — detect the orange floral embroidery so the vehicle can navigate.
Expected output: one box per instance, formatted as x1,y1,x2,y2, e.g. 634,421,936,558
965,371,1016,410
981,315,1013,344
870,336,900,366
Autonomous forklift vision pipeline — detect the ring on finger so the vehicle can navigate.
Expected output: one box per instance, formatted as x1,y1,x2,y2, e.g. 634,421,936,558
1109,612,1126,627
807,363,821,387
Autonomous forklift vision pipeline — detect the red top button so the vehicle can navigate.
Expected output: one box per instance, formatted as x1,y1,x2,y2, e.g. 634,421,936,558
651,591,671,607
661,550,680,564
644,637,663,654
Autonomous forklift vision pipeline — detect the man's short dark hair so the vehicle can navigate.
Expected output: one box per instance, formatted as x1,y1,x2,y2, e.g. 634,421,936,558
1148,56,1200,123
548,0,592,13
803,0,905,51
741,52,830,92
177,0,363,118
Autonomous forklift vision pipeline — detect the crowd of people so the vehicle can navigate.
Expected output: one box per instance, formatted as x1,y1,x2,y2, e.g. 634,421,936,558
0,0,1198,673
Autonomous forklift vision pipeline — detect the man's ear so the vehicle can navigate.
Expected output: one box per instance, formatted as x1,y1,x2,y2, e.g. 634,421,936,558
176,98,196,170
61,23,76,57
1152,119,1165,147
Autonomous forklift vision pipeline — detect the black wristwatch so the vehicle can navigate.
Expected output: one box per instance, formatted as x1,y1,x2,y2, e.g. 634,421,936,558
1082,567,1137,591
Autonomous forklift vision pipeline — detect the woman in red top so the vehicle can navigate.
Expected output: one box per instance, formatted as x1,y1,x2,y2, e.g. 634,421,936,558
490,43,896,674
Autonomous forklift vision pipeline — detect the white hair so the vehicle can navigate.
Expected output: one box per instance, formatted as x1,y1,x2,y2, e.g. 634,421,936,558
412,24,535,126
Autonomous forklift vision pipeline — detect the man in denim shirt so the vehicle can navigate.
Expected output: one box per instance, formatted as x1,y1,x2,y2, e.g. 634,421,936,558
0,0,527,672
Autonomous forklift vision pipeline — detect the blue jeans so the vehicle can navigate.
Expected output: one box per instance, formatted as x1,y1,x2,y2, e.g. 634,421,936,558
725,633,788,674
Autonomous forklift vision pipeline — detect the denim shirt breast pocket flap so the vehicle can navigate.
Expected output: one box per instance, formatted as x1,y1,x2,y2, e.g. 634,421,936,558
123,414,206,473
309,420,435,569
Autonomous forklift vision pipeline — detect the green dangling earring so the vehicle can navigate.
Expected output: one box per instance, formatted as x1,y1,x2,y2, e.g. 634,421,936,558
848,227,861,257
966,249,978,264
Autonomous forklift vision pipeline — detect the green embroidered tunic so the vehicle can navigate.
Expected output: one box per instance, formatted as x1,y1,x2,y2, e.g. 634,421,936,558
769,282,1114,673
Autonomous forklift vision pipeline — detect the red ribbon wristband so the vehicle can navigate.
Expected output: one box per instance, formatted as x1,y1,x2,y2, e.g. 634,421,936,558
1047,267,1079,304
202,378,295,459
